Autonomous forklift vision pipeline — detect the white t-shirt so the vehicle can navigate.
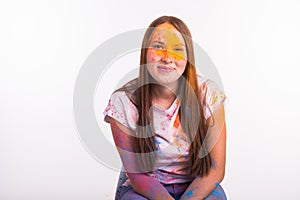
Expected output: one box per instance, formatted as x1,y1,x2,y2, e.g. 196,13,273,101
103,75,226,185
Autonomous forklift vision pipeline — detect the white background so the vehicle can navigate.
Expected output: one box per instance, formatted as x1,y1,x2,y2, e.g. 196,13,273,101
1,0,300,199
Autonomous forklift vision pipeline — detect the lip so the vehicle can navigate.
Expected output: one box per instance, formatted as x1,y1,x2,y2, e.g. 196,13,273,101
157,65,175,72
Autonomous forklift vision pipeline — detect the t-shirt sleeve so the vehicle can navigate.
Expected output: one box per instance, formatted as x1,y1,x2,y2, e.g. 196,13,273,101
103,91,138,131
202,79,227,119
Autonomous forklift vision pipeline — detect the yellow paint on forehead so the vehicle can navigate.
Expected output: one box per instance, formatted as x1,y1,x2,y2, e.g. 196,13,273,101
151,23,187,60
158,23,175,30
153,23,184,46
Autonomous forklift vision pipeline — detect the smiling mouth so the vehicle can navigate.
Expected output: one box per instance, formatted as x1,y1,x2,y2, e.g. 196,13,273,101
157,65,175,72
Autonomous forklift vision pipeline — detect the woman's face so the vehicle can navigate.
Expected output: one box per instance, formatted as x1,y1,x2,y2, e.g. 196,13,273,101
146,23,188,87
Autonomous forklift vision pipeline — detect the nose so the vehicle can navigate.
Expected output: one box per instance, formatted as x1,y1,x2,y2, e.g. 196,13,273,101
161,51,173,63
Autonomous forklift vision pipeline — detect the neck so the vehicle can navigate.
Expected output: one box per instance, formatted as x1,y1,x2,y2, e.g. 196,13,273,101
151,81,178,107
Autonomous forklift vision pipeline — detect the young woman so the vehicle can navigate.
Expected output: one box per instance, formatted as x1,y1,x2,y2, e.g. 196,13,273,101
104,16,227,200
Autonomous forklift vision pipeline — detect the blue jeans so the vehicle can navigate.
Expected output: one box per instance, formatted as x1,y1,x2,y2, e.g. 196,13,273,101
115,171,227,200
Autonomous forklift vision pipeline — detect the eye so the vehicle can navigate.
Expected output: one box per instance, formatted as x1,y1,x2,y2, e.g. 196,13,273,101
174,48,184,51
153,44,164,49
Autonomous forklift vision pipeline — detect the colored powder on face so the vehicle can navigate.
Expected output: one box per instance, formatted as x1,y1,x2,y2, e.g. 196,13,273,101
162,29,186,60
150,28,187,61
162,29,182,47
153,48,185,61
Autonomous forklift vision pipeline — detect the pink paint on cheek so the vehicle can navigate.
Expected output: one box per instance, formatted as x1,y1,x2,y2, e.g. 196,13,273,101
148,49,158,62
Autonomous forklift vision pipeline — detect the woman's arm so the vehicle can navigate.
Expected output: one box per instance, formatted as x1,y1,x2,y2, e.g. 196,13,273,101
180,105,227,200
109,118,174,200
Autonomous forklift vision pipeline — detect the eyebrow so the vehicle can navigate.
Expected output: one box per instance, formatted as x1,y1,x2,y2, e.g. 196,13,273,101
152,40,165,45
152,40,185,46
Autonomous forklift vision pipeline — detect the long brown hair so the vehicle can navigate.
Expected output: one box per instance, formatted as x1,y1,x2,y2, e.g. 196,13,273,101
118,16,212,177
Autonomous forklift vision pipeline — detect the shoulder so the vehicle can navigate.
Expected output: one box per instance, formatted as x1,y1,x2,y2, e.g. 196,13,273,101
104,90,138,131
196,74,225,96
106,90,138,116
196,74,220,90
196,74,227,119
110,90,130,103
